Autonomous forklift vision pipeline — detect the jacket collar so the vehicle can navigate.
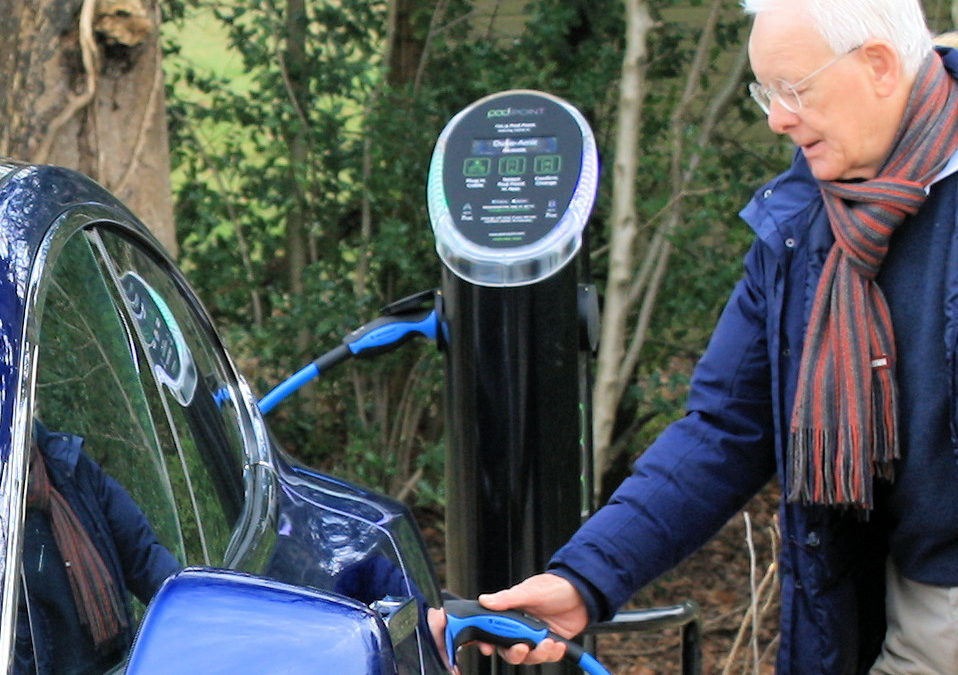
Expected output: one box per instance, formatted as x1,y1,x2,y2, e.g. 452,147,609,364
739,151,819,251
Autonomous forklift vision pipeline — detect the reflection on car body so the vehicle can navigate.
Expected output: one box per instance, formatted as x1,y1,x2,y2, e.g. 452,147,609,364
0,161,446,674
17,421,181,674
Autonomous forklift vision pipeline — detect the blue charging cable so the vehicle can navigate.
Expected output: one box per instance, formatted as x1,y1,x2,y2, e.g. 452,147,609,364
258,307,438,414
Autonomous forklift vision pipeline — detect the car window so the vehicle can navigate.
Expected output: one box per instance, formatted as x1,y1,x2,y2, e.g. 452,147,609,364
17,221,261,674
20,229,186,674
95,227,247,561
33,230,185,560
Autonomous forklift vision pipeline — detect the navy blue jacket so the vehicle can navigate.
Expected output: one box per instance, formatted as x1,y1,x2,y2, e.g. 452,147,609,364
16,424,181,673
550,49,958,674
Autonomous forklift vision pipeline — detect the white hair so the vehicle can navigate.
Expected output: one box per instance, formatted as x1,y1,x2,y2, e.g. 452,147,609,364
742,0,933,75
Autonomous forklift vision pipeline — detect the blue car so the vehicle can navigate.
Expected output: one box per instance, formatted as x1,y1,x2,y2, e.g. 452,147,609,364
0,160,447,674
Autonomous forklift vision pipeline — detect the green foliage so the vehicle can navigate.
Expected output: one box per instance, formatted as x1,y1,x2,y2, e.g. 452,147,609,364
164,0,796,507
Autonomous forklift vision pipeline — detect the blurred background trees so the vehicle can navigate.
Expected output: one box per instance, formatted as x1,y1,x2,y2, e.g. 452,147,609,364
160,0,776,514
3,0,956,516
161,0,958,512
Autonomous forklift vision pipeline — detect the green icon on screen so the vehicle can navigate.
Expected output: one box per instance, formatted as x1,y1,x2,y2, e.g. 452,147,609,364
463,157,492,177
499,156,526,176
535,155,562,174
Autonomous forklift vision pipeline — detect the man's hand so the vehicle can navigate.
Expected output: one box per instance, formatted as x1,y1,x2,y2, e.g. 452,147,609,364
431,573,589,668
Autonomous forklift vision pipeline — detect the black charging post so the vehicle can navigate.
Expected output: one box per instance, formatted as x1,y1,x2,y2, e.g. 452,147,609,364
427,90,599,674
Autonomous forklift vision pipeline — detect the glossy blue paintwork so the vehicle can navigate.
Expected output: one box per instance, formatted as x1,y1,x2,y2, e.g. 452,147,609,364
0,160,445,673
0,163,135,464
127,568,396,674
267,454,446,673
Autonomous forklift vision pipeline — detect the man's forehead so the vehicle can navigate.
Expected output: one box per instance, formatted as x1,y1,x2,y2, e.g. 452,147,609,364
749,5,816,46
748,8,828,71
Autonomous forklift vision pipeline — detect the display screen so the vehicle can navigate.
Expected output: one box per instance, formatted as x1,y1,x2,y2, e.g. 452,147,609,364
438,94,582,251
470,136,558,156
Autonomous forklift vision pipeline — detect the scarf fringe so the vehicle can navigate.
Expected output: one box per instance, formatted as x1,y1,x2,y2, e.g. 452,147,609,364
787,425,898,510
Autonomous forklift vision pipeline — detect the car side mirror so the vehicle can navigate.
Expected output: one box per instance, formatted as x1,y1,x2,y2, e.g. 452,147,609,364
127,568,398,674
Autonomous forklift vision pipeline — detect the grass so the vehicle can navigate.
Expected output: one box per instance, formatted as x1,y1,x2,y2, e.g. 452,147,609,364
162,5,253,95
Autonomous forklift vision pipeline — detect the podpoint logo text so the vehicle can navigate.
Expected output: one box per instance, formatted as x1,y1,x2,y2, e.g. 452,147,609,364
487,106,547,118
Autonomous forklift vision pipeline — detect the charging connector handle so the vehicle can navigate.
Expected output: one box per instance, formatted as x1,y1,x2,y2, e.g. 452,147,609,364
345,309,437,358
442,599,611,675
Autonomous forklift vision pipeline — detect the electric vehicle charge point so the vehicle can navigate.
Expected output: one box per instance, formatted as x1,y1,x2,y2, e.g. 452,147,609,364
428,90,599,674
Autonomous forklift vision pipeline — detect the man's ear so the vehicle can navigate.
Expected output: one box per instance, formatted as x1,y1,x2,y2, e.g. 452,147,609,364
861,40,902,97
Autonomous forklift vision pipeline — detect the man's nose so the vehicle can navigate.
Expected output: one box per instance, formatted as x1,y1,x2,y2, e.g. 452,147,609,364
766,99,799,134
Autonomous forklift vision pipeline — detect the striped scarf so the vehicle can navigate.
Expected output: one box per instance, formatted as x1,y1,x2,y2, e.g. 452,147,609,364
788,51,958,509
27,445,129,653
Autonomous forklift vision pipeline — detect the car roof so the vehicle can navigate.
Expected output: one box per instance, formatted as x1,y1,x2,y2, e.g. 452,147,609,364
0,160,154,460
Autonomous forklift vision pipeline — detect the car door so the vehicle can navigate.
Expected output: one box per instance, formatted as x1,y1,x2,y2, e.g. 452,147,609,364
14,207,276,673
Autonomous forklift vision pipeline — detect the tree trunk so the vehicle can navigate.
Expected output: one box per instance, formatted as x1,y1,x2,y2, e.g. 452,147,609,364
387,0,427,86
283,0,309,323
591,0,652,499
0,0,177,255
591,0,750,500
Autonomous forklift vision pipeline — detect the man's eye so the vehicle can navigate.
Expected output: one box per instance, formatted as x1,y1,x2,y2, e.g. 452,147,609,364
772,80,794,92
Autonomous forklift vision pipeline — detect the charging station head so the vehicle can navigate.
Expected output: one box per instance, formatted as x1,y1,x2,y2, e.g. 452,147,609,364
427,90,599,287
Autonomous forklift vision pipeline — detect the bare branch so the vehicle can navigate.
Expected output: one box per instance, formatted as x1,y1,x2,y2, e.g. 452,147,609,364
413,0,451,98
617,14,751,411
387,352,432,491
618,218,671,399
745,513,760,672
394,466,424,503
604,411,657,472
685,36,752,185
720,514,781,675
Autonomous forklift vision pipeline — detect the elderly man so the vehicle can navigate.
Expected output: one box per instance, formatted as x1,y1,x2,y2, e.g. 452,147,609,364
433,1,958,672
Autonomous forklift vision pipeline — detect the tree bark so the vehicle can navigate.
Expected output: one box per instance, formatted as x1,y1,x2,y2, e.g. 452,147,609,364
0,0,177,255
387,0,427,86
283,0,309,309
591,0,652,498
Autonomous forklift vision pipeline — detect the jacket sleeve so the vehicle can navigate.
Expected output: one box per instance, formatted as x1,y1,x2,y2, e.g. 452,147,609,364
549,239,778,621
81,454,183,603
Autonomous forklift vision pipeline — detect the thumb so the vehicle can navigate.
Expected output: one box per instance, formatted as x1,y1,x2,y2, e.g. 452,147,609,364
476,589,515,610
478,577,540,611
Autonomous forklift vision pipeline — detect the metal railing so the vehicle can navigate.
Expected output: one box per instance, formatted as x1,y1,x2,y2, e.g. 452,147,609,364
585,600,702,675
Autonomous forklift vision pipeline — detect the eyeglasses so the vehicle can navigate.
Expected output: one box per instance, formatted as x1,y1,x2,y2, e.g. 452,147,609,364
748,46,861,115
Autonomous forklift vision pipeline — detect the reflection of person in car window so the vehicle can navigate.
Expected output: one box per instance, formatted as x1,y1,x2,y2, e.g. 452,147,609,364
15,421,182,674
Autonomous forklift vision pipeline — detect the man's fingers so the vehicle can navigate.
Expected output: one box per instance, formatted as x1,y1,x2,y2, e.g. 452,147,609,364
499,637,566,665
499,643,532,664
477,575,548,611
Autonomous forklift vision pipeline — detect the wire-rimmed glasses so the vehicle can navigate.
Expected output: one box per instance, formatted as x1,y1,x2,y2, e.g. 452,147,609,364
749,46,861,115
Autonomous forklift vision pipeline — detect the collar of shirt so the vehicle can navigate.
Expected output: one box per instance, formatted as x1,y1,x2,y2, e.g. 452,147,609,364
928,145,958,192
